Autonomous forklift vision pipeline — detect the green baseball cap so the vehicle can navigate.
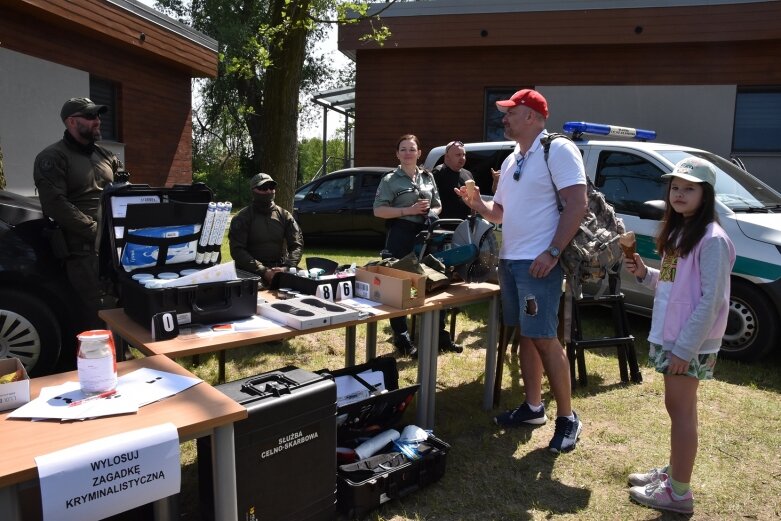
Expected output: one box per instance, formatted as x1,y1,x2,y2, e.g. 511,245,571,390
250,173,277,189
60,97,108,121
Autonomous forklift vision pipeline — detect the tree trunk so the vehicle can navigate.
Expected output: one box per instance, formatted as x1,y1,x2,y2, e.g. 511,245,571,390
259,0,312,212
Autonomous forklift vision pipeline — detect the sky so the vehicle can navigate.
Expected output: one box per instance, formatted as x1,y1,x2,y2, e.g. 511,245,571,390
135,0,350,139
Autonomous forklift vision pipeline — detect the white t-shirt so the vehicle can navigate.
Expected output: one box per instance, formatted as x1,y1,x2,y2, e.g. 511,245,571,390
493,132,586,260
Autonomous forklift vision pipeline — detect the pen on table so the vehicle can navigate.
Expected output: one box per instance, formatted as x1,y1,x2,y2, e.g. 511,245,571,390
68,389,117,407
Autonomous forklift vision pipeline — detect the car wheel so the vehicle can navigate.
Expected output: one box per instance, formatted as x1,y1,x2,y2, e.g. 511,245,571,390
721,279,776,361
0,289,62,376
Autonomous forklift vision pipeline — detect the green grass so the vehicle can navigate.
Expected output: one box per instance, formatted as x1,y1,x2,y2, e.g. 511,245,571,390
175,244,781,520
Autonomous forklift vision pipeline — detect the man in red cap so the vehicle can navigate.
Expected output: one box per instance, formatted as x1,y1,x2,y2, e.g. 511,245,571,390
456,88,588,453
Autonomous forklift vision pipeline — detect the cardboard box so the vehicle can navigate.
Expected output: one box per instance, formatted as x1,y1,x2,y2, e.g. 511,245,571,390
0,358,30,412
355,265,426,309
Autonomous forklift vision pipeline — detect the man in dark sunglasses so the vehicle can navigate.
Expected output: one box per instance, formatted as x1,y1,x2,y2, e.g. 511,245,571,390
33,97,124,330
229,172,304,286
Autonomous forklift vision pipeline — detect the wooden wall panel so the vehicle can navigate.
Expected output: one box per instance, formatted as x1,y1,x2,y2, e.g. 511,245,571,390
353,39,781,167
341,2,781,52
1,7,195,186
9,0,216,76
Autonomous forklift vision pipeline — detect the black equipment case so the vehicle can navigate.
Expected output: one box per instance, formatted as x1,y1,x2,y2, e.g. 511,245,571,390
198,366,337,521
324,357,450,520
100,183,259,328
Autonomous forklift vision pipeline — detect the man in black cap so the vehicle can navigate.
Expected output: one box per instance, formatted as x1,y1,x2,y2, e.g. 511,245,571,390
33,97,123,329
229,173,304,286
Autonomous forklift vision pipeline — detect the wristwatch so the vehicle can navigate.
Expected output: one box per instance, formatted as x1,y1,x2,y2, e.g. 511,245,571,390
546,246,561,258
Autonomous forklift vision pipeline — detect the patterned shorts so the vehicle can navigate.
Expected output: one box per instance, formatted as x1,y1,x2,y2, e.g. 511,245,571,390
648,343,717,380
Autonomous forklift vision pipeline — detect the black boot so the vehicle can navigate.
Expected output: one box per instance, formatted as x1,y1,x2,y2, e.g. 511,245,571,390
393,332,418,358
438,332,463,353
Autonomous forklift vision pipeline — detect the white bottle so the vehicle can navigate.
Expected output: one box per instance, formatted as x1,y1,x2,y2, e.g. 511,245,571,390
76,330,118,395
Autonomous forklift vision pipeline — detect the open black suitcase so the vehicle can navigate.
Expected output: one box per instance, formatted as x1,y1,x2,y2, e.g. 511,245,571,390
324,357,450,520
198,366,338,521
100,182,259,329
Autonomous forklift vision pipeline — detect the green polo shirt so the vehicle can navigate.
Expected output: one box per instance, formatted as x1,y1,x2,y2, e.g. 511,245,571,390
373,166,441,224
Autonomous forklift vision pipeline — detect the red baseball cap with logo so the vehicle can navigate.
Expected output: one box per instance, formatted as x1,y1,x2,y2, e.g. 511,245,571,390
495,89,549,118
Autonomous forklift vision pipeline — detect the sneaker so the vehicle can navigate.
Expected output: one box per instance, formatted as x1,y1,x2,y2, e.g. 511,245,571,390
548,411,582,454
628,466,668,487
393,333,418,358
629,478,694,514
494,402,547,427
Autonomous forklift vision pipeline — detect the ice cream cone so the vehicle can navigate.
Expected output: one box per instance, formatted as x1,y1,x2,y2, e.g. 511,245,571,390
464,179,475,198
619,231,636,258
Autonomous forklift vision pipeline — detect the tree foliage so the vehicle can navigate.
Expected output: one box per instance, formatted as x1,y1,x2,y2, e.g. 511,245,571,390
298,136,350,186
154,0,395,211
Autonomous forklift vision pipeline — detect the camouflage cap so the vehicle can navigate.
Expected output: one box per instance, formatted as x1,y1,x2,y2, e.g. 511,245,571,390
60,97,108,121
250,173,277,189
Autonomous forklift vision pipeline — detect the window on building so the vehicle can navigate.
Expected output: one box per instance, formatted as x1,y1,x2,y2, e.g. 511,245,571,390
89,76,119,142
733,89,781,153
484,88,518,141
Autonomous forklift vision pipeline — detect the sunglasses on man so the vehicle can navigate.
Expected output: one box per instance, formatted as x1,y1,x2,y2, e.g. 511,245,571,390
69,113,101,121
445,140,464,152
254,183,277,191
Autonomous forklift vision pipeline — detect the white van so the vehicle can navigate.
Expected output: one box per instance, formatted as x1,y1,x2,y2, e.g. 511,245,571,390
424,122,781,362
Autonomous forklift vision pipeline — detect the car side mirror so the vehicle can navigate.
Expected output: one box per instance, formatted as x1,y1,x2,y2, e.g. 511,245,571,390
305,192,322,203
639,200,665,220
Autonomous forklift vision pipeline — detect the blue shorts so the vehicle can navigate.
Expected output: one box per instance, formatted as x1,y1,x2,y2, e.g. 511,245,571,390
498,259,563,338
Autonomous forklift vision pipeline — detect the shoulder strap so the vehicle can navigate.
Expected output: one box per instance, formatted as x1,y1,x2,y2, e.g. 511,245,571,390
541,133,572,212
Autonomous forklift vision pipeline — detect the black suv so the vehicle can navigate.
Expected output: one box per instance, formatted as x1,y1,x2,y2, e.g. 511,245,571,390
294,167,392,246
0,190,86,376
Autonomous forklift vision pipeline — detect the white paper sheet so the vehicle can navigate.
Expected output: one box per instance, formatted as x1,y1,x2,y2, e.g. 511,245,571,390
336,297,383,316
9,368,201,420
157,260,239,288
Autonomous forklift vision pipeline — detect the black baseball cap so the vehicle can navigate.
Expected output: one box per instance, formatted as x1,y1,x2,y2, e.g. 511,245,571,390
60,97,108,121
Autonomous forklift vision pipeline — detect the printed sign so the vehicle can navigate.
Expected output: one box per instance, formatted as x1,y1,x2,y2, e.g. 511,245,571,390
36,423,181,521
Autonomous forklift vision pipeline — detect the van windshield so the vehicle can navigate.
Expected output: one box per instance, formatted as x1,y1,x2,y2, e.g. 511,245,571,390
657,150,781,211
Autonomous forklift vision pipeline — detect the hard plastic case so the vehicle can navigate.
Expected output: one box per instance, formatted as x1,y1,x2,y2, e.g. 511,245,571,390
324,357,450,520
100,183,259,328
198,366,337,521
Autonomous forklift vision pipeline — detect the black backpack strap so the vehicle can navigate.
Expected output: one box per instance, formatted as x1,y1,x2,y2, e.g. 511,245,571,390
541,133,571,213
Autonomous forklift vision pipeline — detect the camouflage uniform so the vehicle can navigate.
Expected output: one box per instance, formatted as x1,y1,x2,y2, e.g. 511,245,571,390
33,130,120,327
228,202,304,278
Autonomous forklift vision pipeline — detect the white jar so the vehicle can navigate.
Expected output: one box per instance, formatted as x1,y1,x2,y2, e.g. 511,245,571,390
76,330,117,395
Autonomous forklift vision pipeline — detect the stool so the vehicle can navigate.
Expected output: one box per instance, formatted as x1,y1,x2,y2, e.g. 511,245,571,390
492,293,566,408
565,287,642,387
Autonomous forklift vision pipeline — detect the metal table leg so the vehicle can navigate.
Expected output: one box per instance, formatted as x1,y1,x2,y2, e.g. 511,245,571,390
425,308,440,428
415,311,431,429
483,294,500,410
365,322,377,362
345,325,357,367
212,424,238,521
0,485,21,521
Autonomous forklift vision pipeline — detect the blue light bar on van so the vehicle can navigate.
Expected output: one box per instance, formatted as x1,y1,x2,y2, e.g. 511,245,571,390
563,121,657,141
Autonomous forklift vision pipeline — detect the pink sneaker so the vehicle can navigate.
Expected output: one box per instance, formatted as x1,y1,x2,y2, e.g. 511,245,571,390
629,478,693,514
628,466,668,487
